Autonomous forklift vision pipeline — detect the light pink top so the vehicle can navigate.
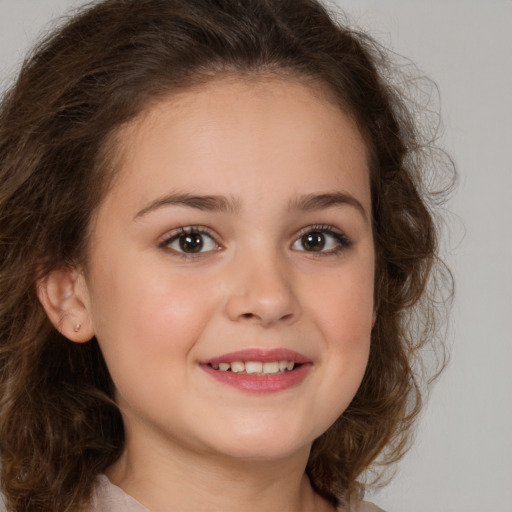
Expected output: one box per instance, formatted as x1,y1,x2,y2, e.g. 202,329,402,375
89,474,385,511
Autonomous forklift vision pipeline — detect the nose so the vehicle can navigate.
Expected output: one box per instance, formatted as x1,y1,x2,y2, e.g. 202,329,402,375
223,250,301,327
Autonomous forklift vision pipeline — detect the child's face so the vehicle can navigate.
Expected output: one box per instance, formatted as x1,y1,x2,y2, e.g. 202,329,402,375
80,77,375,462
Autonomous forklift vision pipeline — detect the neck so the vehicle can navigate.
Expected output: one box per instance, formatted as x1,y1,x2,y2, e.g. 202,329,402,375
106,426,334,512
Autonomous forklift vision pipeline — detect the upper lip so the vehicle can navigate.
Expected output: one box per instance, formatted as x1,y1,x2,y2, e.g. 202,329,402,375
202,348,311,366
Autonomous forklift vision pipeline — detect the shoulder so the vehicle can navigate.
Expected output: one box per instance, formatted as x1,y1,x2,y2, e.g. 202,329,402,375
88,474,149,512
338,501,387,512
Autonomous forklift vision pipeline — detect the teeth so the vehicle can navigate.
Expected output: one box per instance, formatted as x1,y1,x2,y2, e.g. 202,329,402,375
210,360,297,374
231,361,244,373
262,361,279,373
245,361,263,374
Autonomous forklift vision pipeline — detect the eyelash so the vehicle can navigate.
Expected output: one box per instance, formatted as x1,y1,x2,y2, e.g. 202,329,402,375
158,224,353,259
292,224,353,255
159,226,221,259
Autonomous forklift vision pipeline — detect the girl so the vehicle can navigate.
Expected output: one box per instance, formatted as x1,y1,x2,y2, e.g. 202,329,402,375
0,0,451,510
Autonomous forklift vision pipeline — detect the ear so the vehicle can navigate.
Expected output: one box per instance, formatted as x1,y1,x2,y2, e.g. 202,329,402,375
36,267,95,343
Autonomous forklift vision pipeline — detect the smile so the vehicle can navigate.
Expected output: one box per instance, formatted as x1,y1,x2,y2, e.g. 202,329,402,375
201,349,311,393
209,360,296,374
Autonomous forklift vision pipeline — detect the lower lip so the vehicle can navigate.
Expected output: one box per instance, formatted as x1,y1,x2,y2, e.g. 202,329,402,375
201,364,311,393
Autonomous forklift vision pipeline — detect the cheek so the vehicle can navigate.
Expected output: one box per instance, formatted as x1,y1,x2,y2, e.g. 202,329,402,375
86,261,219,379
311,259,375,340
307,257,374,404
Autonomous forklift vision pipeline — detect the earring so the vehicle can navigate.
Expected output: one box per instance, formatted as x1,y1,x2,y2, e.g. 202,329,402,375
73,324,81,333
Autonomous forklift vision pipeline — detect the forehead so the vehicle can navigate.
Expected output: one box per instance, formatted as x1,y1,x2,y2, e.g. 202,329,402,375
100,76,371,216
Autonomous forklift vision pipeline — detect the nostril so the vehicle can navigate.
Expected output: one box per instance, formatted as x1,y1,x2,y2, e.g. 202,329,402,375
239,311,295,323
226,291,301,326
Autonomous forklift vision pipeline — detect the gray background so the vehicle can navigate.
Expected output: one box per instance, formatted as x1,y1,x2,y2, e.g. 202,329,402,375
1,1,511,511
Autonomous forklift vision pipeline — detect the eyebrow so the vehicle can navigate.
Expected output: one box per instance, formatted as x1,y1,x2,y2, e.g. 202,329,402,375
134,192,240,219
134,190,368,221
288,192,368,220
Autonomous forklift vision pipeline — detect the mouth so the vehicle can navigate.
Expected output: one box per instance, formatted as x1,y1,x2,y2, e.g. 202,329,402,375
200,349,311,393
210,360,299,375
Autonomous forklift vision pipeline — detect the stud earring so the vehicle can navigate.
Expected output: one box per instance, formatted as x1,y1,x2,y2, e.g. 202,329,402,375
73,324,81,333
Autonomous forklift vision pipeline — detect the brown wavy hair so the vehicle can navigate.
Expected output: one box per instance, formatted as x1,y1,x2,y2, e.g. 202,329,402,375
0,0,453,510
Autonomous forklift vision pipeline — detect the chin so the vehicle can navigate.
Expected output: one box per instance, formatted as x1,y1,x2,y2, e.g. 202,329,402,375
200,421,317,463
216,441,310,463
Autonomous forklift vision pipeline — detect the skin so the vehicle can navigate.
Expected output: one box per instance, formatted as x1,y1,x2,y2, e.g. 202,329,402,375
40,77,375,512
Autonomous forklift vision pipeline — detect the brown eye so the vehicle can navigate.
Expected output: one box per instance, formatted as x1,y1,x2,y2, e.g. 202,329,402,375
301,232,325,251
292,226,352,254
179,233,204,253
162,228,218,255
